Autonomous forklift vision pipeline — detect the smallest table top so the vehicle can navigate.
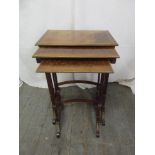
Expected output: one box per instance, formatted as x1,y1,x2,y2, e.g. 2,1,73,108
36,30,118,47
36,60,113,73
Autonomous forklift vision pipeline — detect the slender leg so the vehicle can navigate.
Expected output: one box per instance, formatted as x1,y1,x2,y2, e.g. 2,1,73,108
95,73,109,137
45,73,56,125
97,73,101,91
95,73,101,137
100,73,109,126
45,73,61,138
52,73,62,138
96,73,101,103
52,73,63,108
99,74,105,125
52,73,59,90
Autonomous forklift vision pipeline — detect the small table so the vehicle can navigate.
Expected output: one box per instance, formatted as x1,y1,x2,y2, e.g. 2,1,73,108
32,30,119,138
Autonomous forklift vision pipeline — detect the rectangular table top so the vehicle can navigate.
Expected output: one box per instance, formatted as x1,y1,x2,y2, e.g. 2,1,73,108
33,47,120,59
36,30,118,47
36,60,113,73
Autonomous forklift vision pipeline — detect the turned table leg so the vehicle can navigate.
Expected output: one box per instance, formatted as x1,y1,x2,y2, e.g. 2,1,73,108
45,73,61,138
95,73,109,137
100,73,109,126
95,73,101,137
45,73,57,124
46,72,109,138
52,73,62,138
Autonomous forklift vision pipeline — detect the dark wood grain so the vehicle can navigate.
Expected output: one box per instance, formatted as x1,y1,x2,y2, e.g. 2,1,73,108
58,80,97,86
36,60,113,73
36,30,118,47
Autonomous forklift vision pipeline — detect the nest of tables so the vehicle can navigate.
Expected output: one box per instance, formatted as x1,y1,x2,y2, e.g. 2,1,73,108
32,30,119,138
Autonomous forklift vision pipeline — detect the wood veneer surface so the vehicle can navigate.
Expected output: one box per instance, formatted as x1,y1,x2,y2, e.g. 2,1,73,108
33,47,120,59
36,60,113,73
36,30,118,47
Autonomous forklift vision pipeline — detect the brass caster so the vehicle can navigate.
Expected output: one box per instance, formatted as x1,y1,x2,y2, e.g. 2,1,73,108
52,119,56,125
56,132,60,138
56,123,61,138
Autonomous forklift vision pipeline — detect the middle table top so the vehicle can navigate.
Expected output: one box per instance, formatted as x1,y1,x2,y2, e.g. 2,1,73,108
33,47,119,59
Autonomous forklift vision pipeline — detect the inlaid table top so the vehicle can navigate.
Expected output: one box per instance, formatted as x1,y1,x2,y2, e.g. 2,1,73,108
36,30,118,47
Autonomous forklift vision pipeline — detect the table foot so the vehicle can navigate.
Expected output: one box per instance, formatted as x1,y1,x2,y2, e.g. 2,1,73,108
96,123,100,138
52,119,56,125
56,132,61,138
56,122,61,138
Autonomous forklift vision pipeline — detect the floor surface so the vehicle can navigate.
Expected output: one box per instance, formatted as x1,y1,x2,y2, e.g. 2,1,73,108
19,83,135,155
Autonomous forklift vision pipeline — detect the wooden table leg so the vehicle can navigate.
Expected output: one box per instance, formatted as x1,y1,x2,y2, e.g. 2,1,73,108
52,73,62,138
95,73,109,137
46,72,109,138
45,73,56,124
45,73,61,138
95,73,101,137
52,73,63,108
100,73,109,126
97,73,101,91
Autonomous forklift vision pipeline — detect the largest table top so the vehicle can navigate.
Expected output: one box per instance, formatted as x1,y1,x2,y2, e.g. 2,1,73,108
36,30,118,47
